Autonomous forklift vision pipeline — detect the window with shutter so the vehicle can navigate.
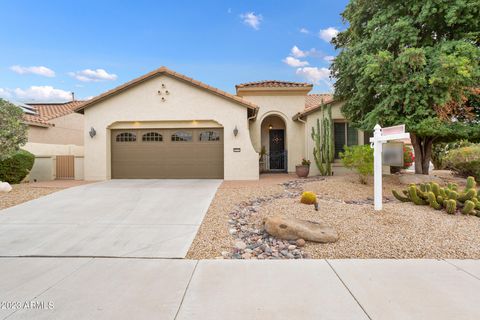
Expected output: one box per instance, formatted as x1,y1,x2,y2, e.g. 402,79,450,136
334,123,346,158
347,123,358,146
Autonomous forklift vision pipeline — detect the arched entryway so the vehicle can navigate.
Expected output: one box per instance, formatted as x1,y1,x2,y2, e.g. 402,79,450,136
260,114,287,172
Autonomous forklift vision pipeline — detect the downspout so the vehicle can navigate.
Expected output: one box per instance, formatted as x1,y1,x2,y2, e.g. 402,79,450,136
247,107,258,121
294,113,309,169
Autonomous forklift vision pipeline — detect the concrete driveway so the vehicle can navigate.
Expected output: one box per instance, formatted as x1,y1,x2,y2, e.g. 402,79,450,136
0,179,221,258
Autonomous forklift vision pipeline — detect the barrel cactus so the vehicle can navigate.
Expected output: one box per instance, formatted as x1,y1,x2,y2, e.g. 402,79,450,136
300,191,319,211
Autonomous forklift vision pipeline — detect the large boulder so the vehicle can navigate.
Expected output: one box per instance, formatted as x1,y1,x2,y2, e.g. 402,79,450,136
264,215,338,243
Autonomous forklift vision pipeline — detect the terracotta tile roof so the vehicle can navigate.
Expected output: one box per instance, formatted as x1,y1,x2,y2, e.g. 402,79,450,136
75,66,258,113
236,80,313,89
23,114,53,127
23,100,84,127
304,93,334,111
292,93,336,121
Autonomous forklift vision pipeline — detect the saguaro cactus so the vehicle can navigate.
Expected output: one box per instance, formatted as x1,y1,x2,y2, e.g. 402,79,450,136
311,104,334,176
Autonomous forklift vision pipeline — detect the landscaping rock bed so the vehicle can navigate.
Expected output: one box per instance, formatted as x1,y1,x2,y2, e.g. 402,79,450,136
221,177,326,260
187,172,480,260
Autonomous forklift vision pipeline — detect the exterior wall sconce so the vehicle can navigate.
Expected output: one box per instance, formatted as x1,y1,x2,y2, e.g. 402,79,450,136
89,127,96,138
233,126,239,137
269,124,273,130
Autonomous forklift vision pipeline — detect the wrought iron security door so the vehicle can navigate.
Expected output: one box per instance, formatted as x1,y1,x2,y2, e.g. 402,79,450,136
269,129,286,171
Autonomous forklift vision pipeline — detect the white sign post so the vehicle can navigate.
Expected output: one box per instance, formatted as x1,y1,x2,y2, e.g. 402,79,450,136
370,124,410,211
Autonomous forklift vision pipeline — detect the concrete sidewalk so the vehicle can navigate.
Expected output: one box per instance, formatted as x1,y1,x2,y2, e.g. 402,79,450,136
1,258,479,320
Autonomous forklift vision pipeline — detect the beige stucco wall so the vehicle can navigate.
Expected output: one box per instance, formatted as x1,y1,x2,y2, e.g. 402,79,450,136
23,142,84,157
28,113,84,145
82,74,259,181
245,94,307,172
22,143,85,181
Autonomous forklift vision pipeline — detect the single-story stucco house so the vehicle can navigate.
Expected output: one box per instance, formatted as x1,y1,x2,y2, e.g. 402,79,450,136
74,66,369,181
22,100,85,181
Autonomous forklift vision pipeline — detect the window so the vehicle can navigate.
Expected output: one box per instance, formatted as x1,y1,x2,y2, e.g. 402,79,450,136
116,132,136,142
363,130,373,145
171,131,192,142
334,122,358,158
199,131,220,141
142,132,163,142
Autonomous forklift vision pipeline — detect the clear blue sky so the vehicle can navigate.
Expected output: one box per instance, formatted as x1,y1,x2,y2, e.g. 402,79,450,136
0,0,349,102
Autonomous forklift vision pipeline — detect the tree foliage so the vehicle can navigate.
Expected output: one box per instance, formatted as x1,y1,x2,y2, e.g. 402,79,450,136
0,99,28,161
332,0,480,174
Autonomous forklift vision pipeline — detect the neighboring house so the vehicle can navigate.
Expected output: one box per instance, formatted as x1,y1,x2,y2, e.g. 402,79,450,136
22,101,85,181
74,66,369,181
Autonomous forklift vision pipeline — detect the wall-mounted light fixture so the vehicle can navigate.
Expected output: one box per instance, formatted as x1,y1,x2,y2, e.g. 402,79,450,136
233,126,239,137
269,124,273,130
89,127,96,138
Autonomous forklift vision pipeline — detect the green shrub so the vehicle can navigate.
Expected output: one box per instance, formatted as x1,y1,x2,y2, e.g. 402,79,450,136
340,145,374,184
431,140,473,170
443,145,480,180
0,150,35,184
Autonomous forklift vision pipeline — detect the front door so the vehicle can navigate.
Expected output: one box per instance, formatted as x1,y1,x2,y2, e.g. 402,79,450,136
269,129,285,171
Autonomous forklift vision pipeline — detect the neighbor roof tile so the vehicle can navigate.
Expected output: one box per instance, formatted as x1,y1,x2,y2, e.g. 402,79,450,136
23,100,84,126
236,80,313,89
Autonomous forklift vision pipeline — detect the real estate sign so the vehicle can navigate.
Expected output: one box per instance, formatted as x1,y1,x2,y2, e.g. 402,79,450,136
382,142,404,167
370,124,409,210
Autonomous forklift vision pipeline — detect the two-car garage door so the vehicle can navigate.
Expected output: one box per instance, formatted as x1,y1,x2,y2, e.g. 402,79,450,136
111,128,224,179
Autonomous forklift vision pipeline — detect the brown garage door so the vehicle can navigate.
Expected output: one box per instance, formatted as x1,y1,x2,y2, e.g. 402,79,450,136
111,128,224,179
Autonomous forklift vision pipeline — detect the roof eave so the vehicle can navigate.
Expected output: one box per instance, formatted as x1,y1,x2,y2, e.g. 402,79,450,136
23,120,53,128
293,99,339,121
75,67,258,113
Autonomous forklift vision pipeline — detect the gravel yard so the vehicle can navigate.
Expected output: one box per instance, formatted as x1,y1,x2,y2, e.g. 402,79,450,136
0,184,63,210
0,180,91,211
187,172,480,259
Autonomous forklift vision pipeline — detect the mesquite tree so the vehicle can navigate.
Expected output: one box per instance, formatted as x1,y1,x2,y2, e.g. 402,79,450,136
0,99,28,160
332,0,480,174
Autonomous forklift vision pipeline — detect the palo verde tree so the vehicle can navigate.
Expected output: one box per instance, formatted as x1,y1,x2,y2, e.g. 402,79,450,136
332,0,480,174
0,99,28,160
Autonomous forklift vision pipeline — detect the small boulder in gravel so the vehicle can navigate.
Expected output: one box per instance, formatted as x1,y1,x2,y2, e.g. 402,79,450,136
235,241,247,250
0,182,12,193
264,215,338,243
296,239,306,247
